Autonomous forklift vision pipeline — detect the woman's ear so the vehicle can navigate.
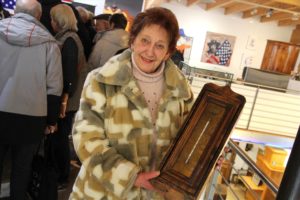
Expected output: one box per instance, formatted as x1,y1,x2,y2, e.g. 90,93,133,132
163,52,170,61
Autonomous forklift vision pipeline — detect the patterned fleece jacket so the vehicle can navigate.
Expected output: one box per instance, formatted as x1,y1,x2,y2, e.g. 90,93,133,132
70,49,194,200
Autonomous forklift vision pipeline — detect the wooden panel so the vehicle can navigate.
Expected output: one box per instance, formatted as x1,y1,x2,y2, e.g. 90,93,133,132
224,3,255,15
290,26,300,44
243,7,268,18
260,12,293,22
256,147,286,200
151,83,245,199
278,18,300,26
264,146,287,167
261,40,300,74
205,0,234,10
241,175,264,200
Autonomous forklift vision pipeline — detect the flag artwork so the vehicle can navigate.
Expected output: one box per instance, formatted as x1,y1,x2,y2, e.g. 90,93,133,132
201,32,236,67
1,0,16,10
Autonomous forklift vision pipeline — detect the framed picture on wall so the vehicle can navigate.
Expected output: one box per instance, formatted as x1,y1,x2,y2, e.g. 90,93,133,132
246,36,257,50
201,32,236,67
175,29,193,64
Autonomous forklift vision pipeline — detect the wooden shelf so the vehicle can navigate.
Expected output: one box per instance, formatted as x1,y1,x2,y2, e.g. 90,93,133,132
256,146,287,200
240,175,265,200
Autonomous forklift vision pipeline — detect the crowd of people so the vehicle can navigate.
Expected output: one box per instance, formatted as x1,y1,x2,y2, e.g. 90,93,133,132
0,0,195,199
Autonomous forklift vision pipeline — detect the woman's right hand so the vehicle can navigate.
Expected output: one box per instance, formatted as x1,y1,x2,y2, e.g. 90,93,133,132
134,171,160,191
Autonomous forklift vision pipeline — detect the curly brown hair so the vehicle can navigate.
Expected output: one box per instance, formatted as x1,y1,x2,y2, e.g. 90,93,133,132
129,7,179,55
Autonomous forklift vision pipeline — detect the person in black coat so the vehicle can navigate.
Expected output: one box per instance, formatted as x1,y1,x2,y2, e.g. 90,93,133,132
38,0,92,58
38,0,61,35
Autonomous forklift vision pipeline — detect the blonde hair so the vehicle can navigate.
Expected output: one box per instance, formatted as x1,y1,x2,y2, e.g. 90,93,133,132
50,4,78,32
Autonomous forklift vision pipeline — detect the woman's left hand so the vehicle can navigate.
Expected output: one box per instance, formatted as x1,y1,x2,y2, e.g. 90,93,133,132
134,171,160,191
59,102,67,118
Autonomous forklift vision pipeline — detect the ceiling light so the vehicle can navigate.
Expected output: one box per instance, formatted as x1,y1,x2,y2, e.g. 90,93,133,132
250,8,258,15
266,9,273,18
291,13,299,21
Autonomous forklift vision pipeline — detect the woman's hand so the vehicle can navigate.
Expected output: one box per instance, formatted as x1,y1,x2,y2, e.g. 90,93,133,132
59,102,67,118
44,124,57,135
134,171,160,191
59,93,69,118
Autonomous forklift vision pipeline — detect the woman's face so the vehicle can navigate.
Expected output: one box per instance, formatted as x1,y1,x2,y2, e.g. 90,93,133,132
50,17,59,33
131,24,170,73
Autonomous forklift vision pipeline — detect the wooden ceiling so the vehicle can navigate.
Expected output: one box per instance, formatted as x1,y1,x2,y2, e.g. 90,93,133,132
186,0,300,27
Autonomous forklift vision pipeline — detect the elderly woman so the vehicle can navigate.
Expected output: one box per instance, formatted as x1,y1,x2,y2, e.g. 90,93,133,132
50,4,87,189
70,7,194,199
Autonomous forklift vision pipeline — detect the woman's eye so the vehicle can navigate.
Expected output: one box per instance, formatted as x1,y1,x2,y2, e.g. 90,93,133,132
156,44,165,50
141,38,149,44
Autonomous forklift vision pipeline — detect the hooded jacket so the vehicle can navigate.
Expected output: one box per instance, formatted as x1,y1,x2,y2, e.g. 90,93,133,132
70,49,194,199
0,13,63,143
88,28,129,71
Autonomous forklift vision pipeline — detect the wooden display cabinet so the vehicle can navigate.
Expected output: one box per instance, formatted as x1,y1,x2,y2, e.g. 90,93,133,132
241,175,265,200
256,146,287,200
261,40,300,74
243,146,287,200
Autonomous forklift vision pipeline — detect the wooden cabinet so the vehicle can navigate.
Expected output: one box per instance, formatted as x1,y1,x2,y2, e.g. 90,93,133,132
261,40,300,74
241,175,265,200
256,146,287,200
290,25,300,44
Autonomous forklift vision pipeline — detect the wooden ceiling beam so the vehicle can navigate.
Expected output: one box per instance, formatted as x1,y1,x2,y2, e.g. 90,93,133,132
242,7,267,18
278,18,300,26
271,0,300,7
205,0,234,10
260,12,293,22
187,0,199,6
225,3,255,15
235,0,300,15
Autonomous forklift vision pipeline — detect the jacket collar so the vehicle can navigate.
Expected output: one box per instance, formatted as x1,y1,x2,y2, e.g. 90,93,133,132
94,49,191,99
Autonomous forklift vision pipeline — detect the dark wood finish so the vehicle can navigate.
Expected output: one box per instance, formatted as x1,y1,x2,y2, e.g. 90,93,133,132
152,83,246,199
290,25,300,44
261,40,300,74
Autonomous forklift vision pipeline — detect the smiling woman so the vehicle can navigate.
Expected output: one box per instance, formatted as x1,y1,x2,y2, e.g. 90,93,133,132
69,7,194,200
131,24,170,73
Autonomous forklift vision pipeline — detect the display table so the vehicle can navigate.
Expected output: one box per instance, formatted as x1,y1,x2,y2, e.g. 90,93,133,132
240,175,265,200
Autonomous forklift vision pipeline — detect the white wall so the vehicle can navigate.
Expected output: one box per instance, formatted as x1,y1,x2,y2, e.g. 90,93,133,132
160,2,294,79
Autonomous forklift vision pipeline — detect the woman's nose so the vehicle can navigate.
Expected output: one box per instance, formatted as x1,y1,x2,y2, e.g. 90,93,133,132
146,44,155,56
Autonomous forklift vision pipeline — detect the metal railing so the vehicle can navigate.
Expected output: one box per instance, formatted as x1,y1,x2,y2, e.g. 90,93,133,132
205,139,281,200
183,66,300,137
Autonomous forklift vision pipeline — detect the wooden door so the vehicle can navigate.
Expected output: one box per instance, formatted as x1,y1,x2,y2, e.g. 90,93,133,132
261,40,300,74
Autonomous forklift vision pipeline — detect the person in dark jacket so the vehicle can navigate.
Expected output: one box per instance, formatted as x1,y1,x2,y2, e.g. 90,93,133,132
76,6,96,48
0,0,63,199
50,3,88,189
88,13,129,71
0,3,10,20
38,0,92,58
38,0,61,35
